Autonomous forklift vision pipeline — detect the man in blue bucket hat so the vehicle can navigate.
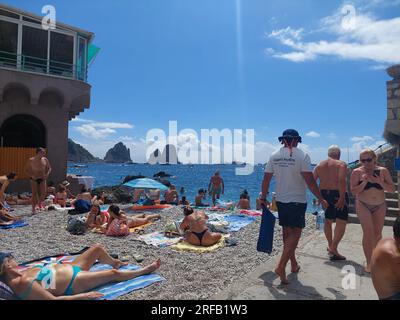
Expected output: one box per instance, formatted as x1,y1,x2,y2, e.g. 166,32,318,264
260,129,328,284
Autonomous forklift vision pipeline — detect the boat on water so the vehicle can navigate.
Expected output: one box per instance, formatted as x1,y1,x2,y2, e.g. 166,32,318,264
73,164,88,168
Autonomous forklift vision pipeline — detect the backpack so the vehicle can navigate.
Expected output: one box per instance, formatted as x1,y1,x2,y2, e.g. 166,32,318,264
66,217,87,235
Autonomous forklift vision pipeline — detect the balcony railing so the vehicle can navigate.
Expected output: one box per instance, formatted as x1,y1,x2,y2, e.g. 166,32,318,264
0,50,88,82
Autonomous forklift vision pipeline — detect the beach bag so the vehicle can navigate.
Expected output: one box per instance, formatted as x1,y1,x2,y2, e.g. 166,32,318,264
256,207,276,254
66,217,87,235
73,199,91,214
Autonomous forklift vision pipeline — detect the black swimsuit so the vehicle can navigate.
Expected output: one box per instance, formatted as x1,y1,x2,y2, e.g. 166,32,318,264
192,229,208,244
30,178,44,185
358,170,383,191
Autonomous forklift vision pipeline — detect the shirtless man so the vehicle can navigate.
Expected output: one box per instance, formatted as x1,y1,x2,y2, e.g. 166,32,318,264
24,148,51,214
208,171,224,205
314,146,348,260
371,217,400,300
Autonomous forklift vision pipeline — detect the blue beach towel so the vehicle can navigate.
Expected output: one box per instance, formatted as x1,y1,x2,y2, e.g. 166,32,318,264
90,264,164,300
0,220,28,229
222,214,256,232
18,255,164,300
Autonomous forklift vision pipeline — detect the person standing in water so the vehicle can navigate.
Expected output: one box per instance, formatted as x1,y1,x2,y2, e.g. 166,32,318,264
24,148,51,214
314,145,349,261
260,129,328,285
208,171,224,205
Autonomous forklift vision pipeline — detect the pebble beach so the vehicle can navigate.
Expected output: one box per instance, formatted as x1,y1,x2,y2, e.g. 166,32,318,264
1,205,317,300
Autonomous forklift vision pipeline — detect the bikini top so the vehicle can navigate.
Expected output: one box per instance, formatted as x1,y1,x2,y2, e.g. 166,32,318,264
359,170,383,191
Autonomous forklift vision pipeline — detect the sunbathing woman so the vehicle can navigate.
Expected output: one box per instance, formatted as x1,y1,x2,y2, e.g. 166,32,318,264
86,203,110,229
0,203,21,225
105,205,161,236
55,184,68,208
0,244,161,300
179,207,222,247
237,194,251,210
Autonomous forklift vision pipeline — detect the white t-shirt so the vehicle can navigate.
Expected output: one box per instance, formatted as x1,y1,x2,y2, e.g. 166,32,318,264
265,147,312,203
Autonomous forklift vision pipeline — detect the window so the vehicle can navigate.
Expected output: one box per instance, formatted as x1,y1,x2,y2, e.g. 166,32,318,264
50,32,74,77
0,9,19,19
0,20,18,68
22,16,41,25
77,37,87,81
22,25,48,73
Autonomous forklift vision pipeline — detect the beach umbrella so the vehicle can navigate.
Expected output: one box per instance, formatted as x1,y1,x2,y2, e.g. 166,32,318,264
123,178,169,190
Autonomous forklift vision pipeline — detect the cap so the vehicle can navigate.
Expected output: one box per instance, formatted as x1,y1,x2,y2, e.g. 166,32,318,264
61,180,70,187
278,129,302,143
0,252,13,265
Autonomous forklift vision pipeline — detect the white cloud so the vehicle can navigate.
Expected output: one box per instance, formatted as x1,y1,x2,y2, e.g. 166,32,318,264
327,133,338,139
266,5,400,65
350,135,374,142
72,118,134,140
306,131,321,138
75,125,116,139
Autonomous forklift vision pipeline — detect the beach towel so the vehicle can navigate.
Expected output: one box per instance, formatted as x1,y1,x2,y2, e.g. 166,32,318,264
223,214,256,232
257,207,276,254
88,264,164,300
15,254,164,300
207,213,256,232
171,235,228,253
136,232,182,248
0,220,28,229
240,209,262,217
129,222,153,234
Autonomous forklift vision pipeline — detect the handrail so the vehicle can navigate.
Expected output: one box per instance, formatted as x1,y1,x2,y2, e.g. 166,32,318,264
348,142,394,168
0,50,87,81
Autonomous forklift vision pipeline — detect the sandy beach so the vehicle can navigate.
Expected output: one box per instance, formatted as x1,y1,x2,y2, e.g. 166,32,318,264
1,205,317,300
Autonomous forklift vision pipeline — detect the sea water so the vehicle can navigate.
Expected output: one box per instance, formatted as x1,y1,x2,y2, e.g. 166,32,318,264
67,163,318,212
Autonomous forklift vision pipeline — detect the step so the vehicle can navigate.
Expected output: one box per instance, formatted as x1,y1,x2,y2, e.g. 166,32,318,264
386,198,399,208
385,190,399,200
348,205,400,218
348,213,398,227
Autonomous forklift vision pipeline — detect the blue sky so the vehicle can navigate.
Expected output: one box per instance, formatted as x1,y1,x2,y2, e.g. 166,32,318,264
8,0,400,163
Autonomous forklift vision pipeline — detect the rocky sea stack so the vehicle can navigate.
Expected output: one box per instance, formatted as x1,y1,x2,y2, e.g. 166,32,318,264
67,139,101,163
104,142,132,163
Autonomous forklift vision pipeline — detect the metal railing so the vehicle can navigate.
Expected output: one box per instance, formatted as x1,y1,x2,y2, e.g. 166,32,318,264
0,50,87,82
348,142,394,169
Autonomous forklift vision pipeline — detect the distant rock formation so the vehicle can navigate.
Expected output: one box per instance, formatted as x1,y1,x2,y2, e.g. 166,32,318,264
67,139,100,163
147,144,179,164
104,142,132,163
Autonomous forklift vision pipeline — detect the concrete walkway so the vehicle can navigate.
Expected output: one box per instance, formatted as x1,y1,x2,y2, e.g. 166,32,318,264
213,224,393,300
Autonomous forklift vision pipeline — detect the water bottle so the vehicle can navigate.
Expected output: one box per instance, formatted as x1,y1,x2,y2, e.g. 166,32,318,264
316,210,325,231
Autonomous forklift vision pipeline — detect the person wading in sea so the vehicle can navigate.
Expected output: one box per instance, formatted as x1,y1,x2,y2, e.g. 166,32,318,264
24,148,51,214
260,129,328,285
208,171,224,206
314,145,349,261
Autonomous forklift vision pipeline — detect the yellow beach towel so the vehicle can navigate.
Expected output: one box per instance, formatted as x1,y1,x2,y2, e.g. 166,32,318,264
130,222,153,233
171,235,228,253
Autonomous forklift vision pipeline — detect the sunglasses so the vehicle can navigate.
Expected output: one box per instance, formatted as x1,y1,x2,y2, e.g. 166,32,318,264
360,158,374,163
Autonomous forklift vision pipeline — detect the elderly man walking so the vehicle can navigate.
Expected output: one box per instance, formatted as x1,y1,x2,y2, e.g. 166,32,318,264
314,145,349,261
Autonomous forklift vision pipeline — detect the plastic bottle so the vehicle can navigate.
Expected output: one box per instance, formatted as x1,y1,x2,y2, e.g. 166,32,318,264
271,192,278,212
316,209,325,231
